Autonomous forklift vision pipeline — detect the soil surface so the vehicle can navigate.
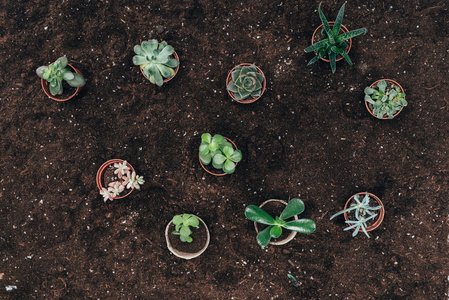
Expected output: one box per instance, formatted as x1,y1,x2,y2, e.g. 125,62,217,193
1,0,448,299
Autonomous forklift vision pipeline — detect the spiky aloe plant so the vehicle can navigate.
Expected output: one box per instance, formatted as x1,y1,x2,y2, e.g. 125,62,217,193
133,40,179,86
172,214,199,243
245,199,316,247
199,133,242,174
365,80,407,119
227,64,265,101
304,3,368,73
36,57,85,96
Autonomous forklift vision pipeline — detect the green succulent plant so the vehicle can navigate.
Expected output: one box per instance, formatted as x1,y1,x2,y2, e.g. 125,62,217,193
364,80,407,119
172,214,200,243
133,40,179,86
245,199,316,247
227,64,265,101
304,3,368,73
199,133,242,174
36,57,86,96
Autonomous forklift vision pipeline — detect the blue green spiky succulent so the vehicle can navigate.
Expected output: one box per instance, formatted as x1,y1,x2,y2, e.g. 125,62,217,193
227,64,265,101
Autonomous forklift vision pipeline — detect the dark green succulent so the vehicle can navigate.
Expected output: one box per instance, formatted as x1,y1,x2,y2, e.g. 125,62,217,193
227,64,265,101
36,57,85,96
365,80,407,119
133,40,179,86
199,133,242,174
304,3,368,73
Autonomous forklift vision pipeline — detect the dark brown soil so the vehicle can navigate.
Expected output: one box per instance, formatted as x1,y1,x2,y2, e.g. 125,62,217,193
168,221,208,254
1,0,448,299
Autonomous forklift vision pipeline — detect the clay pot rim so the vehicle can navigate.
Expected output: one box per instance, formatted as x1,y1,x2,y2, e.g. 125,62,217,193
165,215,210,260
311,21,352,63
96,159,135,200
41,63,84,102
226,63,266,104
199,136,239,176
343,192,385,232
254,199,299,246
139,50,180,84
365,79,405,120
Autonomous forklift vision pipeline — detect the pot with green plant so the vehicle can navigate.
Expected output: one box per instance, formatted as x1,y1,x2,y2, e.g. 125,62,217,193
199,133,242,176
36,56,86,101
165,214,210,260
133,39,179,86
245,199,316,247
226,63,266,104
330,192,385,238
364,79,407,119
304,3,368,73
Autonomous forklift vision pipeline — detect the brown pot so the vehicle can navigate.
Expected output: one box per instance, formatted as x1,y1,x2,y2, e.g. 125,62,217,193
226,63,266,104
139,50,180,84
41,64,84,102
165,215,210,260
199,137,239,176
343,192,385,232
96,159,135,199
254,199,299,246
311,21,352,63
365,79,405,120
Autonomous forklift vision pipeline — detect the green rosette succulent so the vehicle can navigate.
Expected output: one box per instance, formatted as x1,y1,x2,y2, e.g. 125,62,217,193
199,133,242,174
364,80,407,119
133,40,179,86
36,57,86,96
227,64,265,101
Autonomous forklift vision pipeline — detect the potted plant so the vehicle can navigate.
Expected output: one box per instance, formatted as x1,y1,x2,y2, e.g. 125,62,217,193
199,133,242,176
96,159,144,202
226,63,266,104
245,199,316,247
330,192,385,238
165,214,210,260
364,79,407,119
36,56,86,101
132,39,180,86
304,3,368,73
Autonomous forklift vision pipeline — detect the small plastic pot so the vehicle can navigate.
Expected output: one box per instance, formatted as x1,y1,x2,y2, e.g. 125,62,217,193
41,64,84,102
96,159,135,199
165,215,210,260
226,63,266,104
365,79,405,120
139,50,180,84
254,199,299,246
343,192,385,232
199,137,239,176
311,21,352,63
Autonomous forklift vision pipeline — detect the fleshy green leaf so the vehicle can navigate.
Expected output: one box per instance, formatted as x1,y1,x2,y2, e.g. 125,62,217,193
256,225,274,247
335,28,368,43
222,146,234,157
66,73,85,87
166,58,179,68
304,39,329,53
364,87,376,95
185,216,199,227
245,205,276,225
318,3,332,42
223,160,235,174
36,66,48,78
156,45,174,61
63,71,75,81
213,153,226,165
49,80,62,96
133,45,146,56
227,81,239,93
156,64,174,79
213,134,224,144
180,226,192,237
270,225,282,238
280,198,305,220
333,2,346,36
377,80,387,93
201,133,212,143
141,40,158,55
133,55,148,65
283,219,316,234
56,56,68,68
230,150,242,163
329,51,336,73
199,152,211,165
173,215,183,226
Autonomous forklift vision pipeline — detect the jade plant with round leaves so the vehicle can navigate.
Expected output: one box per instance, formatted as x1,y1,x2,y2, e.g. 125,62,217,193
133,40,179,86
245,198,316,247
227,64,265,101
172,214,199,243
199,133,242,174
36,56,86,96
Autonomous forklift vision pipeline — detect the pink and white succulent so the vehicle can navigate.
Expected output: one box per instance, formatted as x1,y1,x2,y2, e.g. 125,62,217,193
100,161,144,201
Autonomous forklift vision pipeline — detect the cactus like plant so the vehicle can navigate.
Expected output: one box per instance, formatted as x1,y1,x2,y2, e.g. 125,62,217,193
364,80,407,119
199,133,242,174
172,214,200,243
133,40,179,86
36,57,85,96
227,64,265,101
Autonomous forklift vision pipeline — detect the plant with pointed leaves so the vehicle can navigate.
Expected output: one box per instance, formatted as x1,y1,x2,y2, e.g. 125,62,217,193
227,64,265,101
133,40,179,86
172,214,200,243
99,161,144,202
199,133,242,174
36,57,85,96
365,80,407,119
304,3,368,73
245,199,316,247
330,193,382,238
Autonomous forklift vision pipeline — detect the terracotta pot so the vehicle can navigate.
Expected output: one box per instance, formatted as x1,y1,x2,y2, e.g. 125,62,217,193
311,21,352,63
199,137,239,176
254,199,299,246
226,63,266,104
139,50,180,84
343,192,385,232
365,79,405,120
96,159,135,199
41,64,84,102
165,215,210,260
